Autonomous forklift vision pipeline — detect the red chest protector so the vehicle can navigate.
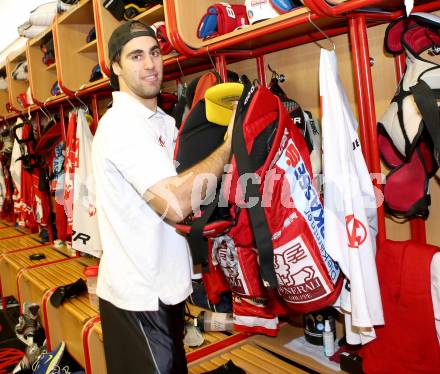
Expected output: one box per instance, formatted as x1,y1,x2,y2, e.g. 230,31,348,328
361,239,440,374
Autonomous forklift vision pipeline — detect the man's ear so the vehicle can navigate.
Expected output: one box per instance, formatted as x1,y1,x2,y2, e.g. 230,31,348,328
112,61,121,76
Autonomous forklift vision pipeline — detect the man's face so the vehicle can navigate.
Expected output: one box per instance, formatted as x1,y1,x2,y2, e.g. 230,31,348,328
113,35,163,104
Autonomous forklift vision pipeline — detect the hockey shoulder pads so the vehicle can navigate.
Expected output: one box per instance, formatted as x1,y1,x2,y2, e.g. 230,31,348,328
224,80,342,312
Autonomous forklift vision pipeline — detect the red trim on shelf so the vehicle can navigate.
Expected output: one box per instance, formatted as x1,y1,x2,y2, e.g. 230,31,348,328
82,315,101,374
186,332,250,363
42,287,57,350
7,243,49,254
93,0,111,78
0,233,26,241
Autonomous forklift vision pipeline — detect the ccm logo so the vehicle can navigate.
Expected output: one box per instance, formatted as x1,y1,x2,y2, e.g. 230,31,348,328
243,85,256,106
72,230,90,245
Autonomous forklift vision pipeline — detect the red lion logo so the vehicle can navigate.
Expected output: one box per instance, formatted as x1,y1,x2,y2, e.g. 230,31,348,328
345,214,367,248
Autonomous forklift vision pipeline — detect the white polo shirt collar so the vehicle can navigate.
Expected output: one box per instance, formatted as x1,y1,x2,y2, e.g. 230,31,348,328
112,91,166,119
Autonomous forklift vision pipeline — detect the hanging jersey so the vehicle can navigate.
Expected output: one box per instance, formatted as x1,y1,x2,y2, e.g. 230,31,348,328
72,109,102,257
320,49,383,344
63,111,77,235
10,118,23,198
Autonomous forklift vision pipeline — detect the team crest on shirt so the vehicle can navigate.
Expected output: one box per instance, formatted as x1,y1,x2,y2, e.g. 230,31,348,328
158,135,165,147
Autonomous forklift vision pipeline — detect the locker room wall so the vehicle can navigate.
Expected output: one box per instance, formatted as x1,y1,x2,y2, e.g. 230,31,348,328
163,20,440,246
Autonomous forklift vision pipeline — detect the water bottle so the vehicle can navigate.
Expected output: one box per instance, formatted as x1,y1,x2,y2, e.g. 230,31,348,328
194,311,233,332
323,319,335,357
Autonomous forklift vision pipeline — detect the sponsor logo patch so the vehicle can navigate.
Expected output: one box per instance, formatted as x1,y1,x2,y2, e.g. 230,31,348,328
274,237,329,303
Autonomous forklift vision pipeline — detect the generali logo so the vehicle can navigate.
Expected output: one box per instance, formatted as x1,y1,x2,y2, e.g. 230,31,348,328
345,214,367,248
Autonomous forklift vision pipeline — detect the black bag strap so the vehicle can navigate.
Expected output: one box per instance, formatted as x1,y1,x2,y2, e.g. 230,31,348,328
411,80,440,166
187,192,220,271
231,81,277,289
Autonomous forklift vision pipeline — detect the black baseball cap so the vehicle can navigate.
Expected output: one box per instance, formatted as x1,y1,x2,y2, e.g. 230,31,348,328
108,20,157,90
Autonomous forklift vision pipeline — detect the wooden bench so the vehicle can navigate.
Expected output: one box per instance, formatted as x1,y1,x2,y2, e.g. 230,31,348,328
0,234,46,255
0,220,11,228
0,227,29,240
0,246,71,304
252,323,346,374
188,338,309,374
17,257,98,367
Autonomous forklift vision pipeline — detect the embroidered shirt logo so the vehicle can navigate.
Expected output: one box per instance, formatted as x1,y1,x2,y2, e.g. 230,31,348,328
345,214,367,248
158,135,165,147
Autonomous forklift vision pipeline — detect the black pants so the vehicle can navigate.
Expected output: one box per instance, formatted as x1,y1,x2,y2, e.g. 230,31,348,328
99,298,188,374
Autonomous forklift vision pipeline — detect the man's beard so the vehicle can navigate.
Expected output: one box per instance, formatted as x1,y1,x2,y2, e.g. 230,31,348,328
133,82,161,100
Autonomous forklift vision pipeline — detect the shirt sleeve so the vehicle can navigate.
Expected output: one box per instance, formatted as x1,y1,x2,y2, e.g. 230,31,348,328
104,117,177,196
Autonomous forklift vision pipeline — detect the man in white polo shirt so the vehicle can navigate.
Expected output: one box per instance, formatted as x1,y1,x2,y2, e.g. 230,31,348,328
92,21,235,374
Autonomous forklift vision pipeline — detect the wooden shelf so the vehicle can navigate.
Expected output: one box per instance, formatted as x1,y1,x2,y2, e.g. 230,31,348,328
251,322,346,374
78,76,109,91
54,0,99,93
170,1,351,53
168,0,440,55
28,26,52,47
94,1,165,77
58,0,95,25
133,4,164,24
6,48,29,111
77,39,97,54
27,29,58,104
45,92,66,103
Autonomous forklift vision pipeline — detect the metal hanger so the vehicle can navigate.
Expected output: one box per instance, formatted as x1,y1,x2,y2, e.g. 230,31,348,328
40,100,58,126
205,46,218,72
65,96,77,111
308,13,336,51
267,64,286,83
38,105,52,121
176,56,185,77
74,91,89,113
175,57,188,100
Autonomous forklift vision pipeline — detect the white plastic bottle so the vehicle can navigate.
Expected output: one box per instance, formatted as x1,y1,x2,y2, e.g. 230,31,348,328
323,319,335,357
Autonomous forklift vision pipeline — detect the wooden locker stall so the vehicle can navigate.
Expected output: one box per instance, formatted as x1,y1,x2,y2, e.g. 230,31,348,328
54,0,107,95
93,0,167,77
5,47,30,112
26,26,66,105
